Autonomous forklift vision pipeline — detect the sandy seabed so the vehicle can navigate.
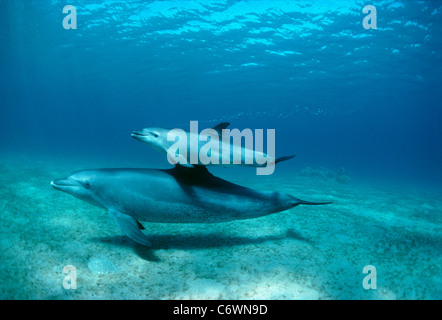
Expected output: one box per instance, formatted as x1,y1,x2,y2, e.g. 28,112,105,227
0,156,441,300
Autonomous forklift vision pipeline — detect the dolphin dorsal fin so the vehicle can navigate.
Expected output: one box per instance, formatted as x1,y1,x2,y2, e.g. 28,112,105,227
173,164,212,177
211,122,230,135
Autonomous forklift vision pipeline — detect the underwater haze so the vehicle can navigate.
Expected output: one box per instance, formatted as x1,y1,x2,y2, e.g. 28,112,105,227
1,0,441,299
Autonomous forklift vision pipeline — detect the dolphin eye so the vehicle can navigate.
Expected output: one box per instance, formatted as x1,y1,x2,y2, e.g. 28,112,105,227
151,132,158,138
84,182,91,189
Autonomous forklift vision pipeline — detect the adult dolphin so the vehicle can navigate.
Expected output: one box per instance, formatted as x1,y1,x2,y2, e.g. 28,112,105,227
131,122,295,172
51,166,331,246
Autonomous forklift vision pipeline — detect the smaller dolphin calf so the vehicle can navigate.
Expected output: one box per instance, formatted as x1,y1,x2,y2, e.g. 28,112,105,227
51,166,331,246
131,122,295,173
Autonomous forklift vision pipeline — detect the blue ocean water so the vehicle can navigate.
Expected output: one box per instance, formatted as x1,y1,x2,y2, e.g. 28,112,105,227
0,0,441,300
1,0,441,184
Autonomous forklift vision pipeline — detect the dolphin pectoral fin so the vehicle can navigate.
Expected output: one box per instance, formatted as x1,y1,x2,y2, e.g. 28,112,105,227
136,220,145,230
108,209,152,247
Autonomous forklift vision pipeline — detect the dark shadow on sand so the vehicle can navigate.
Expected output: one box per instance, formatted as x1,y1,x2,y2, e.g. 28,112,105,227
92,228,313,261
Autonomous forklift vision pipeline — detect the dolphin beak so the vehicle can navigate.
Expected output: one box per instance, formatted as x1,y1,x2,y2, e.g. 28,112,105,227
131,130,145,136
51,178,79,191
131,130,146,141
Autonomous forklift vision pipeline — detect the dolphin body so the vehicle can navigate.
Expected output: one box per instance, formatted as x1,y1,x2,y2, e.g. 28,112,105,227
51,166,331,246
131,122,295,171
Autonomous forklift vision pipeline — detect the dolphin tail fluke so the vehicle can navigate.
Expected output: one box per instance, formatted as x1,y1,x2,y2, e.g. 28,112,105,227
297,199,332,206
290,196,332,207
275,154,296,164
